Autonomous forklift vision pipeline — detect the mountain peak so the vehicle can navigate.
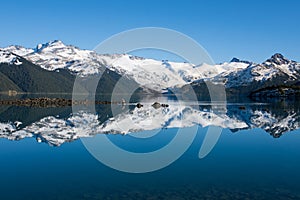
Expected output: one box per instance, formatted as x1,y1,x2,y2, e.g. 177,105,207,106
49,40,65,46
35,40,66,52
265,53,290,65
230,57,251,64
230,57,240,63
271,53,284,59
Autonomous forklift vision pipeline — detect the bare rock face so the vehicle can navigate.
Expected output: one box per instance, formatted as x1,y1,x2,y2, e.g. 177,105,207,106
265,53,290,65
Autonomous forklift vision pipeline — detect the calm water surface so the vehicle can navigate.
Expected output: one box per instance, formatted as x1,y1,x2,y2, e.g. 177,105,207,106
1,97,300,200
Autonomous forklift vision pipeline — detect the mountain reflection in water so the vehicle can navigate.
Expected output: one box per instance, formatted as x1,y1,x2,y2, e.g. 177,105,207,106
0,98,299,146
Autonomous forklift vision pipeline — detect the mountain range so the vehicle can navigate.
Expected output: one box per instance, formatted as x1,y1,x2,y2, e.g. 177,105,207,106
1,40,300,99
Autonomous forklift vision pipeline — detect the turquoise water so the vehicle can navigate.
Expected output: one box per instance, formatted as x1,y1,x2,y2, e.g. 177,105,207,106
1,128,300,199
1,100,300,199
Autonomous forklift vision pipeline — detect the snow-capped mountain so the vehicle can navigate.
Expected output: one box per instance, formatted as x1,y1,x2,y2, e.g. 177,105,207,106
0,102,299,146
186,53,300,99
1,40,300,95
224,53,300,88
2,40,104,75
0,40,249,91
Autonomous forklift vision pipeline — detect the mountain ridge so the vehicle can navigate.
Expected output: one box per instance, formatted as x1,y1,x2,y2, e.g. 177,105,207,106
1,41,299,99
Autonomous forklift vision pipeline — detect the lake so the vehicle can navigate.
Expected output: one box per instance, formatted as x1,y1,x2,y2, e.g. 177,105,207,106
1,96,300,200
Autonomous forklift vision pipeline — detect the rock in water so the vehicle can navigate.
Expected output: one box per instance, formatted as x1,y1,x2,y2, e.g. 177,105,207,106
136,103,143,108
152,102,161,109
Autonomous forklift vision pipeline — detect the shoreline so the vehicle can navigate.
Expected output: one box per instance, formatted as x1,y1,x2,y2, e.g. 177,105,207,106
0,97,126,107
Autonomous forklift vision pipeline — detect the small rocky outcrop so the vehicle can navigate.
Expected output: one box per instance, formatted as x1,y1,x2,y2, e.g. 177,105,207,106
151,102,169,109
136,103,143,108
161,103,169,108
152,102,161,109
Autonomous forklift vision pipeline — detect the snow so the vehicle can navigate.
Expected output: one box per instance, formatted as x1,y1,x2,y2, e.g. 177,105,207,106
4,46,34,56
25,40,101,75
0,40,250,91
1,41,300,91
276,64,297,79
100,55,250,90
225,55,300,88
0,49,23,65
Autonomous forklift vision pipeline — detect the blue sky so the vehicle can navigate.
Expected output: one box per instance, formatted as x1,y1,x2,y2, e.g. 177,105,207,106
1,0,300,63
